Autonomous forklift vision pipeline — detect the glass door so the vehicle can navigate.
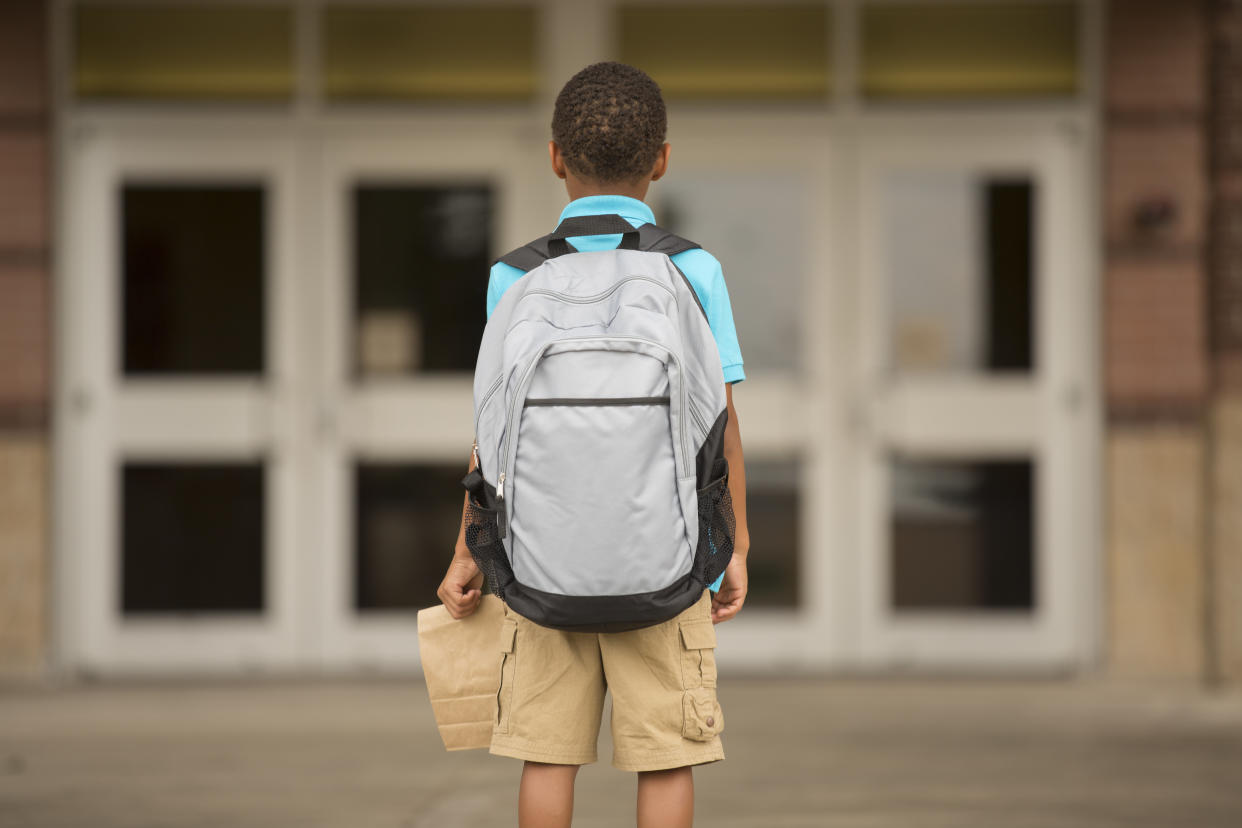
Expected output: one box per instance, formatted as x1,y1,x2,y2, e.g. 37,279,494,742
850,117,1098,669
311,126,537,668
647,113,834,666
60,130,307,671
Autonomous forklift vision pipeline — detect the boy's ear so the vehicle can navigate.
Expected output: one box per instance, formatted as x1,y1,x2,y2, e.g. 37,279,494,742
650,142,671,182
549,141,568,180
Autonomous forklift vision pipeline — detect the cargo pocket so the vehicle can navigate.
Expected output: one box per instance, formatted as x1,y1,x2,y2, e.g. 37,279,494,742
678,618,718,690
694,457,736,588
681,687,724,741
494,616,518,735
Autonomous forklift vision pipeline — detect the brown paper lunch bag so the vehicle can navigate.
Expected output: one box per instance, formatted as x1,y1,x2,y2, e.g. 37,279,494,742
417,594,505,751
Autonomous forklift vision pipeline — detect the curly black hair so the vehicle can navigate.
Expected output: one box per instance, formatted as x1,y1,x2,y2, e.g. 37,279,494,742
551,62,667,185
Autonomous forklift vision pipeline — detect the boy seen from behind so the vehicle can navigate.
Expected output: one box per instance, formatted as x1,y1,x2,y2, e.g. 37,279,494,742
438,62,750,828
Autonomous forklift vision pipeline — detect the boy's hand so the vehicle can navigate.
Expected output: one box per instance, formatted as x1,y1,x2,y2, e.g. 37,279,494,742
710,553,748,624
437,553,484,619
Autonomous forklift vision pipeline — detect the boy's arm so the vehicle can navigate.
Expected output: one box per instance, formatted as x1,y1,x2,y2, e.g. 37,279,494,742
436,448,484,619
711,382,750,623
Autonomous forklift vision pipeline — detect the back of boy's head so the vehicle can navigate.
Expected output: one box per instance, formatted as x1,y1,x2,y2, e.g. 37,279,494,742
552,62,666,186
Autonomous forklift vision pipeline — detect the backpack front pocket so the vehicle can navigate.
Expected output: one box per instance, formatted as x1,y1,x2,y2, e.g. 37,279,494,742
508,393,691,597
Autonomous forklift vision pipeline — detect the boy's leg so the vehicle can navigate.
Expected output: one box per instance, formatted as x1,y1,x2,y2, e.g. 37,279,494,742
519,761,580,828
489,603,606,765
600,589,725,773
490,603,607,825
636,766,694,828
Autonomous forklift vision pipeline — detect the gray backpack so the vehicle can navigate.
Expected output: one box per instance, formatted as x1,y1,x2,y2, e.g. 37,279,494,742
461,214,735,632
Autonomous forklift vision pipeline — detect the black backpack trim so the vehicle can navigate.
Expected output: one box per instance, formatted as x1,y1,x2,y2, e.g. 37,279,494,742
494,213,702,272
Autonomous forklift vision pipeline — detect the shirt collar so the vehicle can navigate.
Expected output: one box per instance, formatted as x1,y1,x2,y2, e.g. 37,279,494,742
558,194,655,227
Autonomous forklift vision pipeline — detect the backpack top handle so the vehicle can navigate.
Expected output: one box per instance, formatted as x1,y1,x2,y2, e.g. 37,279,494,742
546,213,642,257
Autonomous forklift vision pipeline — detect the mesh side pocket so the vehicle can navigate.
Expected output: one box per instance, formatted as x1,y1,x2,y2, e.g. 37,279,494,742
693,465,736,588
464,495,512,598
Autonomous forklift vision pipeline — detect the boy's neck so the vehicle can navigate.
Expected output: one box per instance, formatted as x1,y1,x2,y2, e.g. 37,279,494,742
565,177,651,204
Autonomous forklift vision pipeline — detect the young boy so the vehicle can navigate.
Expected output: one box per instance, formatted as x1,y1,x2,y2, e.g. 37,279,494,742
436,61,750,828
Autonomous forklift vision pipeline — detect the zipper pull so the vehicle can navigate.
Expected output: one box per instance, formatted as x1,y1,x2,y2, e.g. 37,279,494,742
471,439,480,470
495,472,507,537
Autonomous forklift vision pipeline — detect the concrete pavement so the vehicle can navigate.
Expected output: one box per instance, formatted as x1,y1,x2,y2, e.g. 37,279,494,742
2,676,1241,827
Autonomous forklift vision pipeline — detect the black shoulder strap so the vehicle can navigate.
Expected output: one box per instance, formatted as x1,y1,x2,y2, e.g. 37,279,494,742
637,224,702,258
493,213,701,273
495,231,558,272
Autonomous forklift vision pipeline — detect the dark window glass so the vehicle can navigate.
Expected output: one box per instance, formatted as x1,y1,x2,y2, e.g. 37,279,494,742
744,460,800,607
353,185,491,376
121,462,264,614
354,463,462,611
985,180,1034,370
890,458,1035,611
122,184,265,375
886,171,1034,374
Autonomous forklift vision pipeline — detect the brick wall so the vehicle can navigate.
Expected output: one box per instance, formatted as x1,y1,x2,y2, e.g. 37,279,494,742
1107,428,1206,677
0,0,50,679
1103,0,1211,679
1209,0,1242,684
1105,0,1242,684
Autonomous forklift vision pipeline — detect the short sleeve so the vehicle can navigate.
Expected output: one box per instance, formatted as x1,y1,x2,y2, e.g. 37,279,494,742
670,248,746,384
486,261,526,319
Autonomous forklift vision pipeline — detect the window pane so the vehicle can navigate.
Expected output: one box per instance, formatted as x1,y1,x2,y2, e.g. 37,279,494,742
322,6,536,101
742,459,800,608
121,462,265,614
862,1,1079,99
619,4,831,100
354,184,490,375
890,458,1035,611
123,183,265,375
354,463,462,611
884,171,1035,374
656,172,805,373
74,5,293,100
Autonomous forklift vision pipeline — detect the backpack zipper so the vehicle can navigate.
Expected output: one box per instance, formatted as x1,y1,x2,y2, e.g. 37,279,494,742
529,273,715,446
474,374,503,442
497,334,693,520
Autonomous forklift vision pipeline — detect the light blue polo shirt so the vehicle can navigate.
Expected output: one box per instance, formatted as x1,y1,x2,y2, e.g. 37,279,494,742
486,194,746,385
486,194,743,592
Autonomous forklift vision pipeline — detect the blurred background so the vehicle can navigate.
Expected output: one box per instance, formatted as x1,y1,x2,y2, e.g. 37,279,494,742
6,2,1242,825
0,0,1238,688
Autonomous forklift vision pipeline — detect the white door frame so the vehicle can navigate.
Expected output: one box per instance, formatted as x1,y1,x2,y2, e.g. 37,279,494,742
54,113,1099,675
56,124,311,673
648,113,839,668
312,116,840,670
845,113,1100,671
310,120,544,670
49,0,1103,677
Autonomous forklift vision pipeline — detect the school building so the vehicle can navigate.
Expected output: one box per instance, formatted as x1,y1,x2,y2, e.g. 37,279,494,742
0,0,1239,683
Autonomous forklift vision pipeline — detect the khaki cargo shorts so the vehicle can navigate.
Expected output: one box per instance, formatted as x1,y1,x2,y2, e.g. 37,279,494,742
488,588,725,772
